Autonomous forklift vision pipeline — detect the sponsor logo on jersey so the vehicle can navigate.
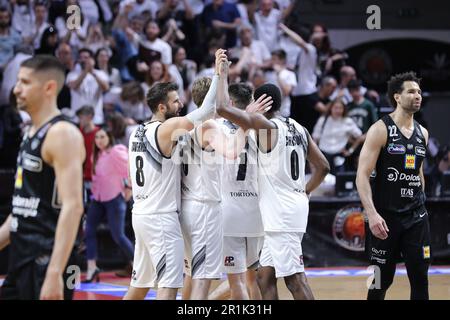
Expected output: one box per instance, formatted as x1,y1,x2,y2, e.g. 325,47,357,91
423,246,431,259
401,188,414,198
371,248,387,256
229,191,258,198
387,144,406,154
415,146,426,157
386,167,421,186
31,138,40,150
405,154,416,169
131,141,146,152
224,256,235,267
15,166,23,189
407,144,413,150
21,153,43,172
332,205,365,252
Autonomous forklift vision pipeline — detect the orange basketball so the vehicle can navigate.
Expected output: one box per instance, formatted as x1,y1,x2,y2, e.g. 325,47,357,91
343,212,365,239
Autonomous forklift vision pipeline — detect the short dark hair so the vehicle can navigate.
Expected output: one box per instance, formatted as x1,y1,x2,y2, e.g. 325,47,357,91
78,47,94,58
271,49,286,61
146,82,179,113
387,71,421,107
254,83,282,113
20,55,66,92
228,83,253,109
347,79,361,91
76,105,95,117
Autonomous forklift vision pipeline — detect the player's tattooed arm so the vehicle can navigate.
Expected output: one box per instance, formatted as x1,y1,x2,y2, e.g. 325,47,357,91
356,120,389,240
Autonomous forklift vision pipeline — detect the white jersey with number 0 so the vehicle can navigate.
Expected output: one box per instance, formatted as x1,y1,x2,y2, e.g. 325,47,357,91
257,117,309,232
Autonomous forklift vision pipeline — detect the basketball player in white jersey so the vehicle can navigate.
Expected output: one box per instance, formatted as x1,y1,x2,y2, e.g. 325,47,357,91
123,50,228,300
216,56,330,300
218,83,265,300
180,76,272,300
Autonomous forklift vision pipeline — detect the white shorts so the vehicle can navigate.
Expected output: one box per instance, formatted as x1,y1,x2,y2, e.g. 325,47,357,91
222,236,264,274
130,213,184,288
180,200,223,279
259,232,305,278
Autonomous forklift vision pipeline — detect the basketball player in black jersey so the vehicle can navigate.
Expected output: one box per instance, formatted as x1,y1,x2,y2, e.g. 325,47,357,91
356,72,430,300
0,55,85,300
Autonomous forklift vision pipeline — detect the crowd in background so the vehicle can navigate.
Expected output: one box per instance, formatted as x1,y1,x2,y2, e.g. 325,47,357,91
1,0,449,269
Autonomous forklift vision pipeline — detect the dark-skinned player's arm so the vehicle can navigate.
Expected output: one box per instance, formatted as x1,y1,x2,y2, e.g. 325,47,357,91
40,122,86,300
198,61,273,159
156,49,228,157
0,215,12,250
304,131,330,196
356,120,390,240
419,125,429,192
216,59,277,152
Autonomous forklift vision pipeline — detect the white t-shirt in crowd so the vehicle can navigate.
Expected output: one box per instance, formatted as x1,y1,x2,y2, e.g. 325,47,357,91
292,43,318,96
254,8,281,51
265,68,297,117
312,116,362,154
66,66,109,125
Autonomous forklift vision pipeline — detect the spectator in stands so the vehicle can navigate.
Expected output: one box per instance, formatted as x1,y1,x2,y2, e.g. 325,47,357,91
312,98,363,175
35,25,59,55
230,24,271,71
347,79,378,135
55,42,74,110
76,105,100,196
119,0,158,21
346,79,378,170
157,0,195,48
83,128,134,282
0,6,22,71
117,81,151,123
142,59,172,93
305,76,338,127
0,44,32,106
201,0,241,49
311,23,348,81
27,1,50,49
106,112,137,147
169,45,197,105
254,0,281,51
126,19,172,81
55,0,90,51
84,23,111,56
264,49,297,117
67,48,110,124
95,47,122,89
279,22,319,134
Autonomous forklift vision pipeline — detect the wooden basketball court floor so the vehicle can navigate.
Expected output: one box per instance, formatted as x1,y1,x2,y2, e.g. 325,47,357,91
3,265,447,300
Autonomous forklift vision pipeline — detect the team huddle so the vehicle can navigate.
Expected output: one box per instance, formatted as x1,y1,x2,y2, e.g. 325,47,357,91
124,49,330,300
0,52,431,300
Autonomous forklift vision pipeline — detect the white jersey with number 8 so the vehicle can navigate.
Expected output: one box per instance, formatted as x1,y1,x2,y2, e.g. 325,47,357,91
128,121,181,215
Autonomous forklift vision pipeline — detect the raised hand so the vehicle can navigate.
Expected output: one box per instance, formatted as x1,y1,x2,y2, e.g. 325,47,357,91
245,93,273,114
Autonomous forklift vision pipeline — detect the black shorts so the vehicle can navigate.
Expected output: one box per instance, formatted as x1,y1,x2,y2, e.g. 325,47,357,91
0,254,76,300
365,207,431,268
